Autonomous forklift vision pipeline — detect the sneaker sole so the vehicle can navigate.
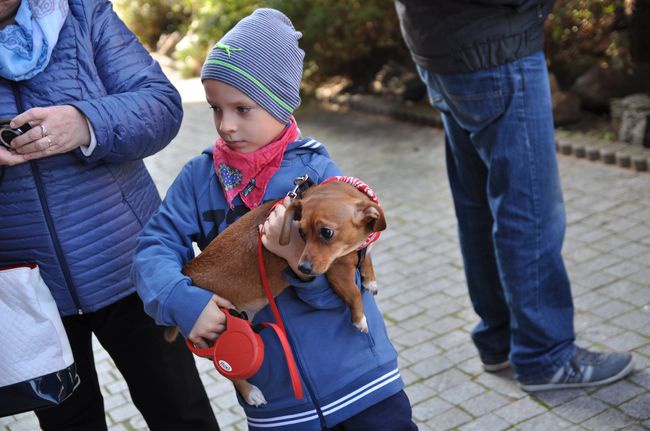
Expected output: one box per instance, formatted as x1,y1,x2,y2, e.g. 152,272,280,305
520,359,634,392
483,360,511,372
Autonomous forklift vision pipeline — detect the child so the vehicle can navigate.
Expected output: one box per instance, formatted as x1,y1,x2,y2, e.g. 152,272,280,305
133,8,417,431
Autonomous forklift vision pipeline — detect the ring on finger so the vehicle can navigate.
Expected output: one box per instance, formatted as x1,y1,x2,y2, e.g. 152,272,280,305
46,136,52,147
40,124,48,138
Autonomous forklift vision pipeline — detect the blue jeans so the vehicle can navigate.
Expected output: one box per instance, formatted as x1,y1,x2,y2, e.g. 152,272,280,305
417,51,575,382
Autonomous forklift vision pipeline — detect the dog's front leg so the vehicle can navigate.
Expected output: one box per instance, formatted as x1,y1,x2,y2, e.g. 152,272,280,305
327,254,367,332
234,379,267,406
359,253,378,295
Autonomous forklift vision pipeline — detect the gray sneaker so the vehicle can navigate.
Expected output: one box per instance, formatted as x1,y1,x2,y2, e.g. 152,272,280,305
520,347,634,392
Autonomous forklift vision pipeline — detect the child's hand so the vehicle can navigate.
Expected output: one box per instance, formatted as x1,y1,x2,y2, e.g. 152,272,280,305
188,294,234,348
260,196,308,279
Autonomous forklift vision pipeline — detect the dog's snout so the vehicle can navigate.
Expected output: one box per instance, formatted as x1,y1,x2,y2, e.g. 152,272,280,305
298,260,313,275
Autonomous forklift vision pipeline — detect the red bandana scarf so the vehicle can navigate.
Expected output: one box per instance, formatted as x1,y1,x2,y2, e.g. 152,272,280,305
214,118,299,209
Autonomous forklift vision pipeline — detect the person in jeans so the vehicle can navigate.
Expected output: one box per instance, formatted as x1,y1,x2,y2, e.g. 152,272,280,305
394,0,634,391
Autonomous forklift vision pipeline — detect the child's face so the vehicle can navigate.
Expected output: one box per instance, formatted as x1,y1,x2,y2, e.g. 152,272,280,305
204,80,287,154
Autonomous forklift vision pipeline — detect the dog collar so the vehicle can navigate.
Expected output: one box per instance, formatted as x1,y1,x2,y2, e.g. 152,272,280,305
321,176,381,249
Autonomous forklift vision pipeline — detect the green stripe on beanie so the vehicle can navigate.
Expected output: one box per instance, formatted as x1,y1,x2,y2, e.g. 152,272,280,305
204,59,294,113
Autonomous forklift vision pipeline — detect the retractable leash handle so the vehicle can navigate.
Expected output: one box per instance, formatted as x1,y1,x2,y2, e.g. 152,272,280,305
185,308,264,380
185,307,304,400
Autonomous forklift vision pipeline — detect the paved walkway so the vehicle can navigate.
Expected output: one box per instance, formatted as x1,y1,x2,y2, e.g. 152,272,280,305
2,74,649,430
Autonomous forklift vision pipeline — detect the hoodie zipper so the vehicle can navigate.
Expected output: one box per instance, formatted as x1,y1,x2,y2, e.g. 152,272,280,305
10,82,83,314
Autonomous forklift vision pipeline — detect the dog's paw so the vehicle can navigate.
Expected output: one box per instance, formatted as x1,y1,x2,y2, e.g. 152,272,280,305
362,279,378,295
245,385,267,407
353,315,368,333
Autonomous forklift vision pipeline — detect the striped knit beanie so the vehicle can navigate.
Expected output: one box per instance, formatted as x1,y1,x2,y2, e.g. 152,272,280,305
201,8,304,124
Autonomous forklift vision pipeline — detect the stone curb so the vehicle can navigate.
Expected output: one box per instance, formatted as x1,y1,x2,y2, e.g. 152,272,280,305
322,93,650,173
555,131,649,172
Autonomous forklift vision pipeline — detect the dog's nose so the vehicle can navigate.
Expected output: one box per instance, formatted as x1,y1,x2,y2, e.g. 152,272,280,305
298,260,313,275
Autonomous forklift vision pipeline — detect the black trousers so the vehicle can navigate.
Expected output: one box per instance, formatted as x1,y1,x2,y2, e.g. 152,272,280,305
324,390,418,431
35,294,219,431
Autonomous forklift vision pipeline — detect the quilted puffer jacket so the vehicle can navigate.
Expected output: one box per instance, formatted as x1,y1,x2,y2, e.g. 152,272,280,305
0,0,182,316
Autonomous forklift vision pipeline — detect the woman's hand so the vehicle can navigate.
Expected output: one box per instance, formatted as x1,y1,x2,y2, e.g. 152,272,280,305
188,294,235,348
260,196,309,279
2,105,91,164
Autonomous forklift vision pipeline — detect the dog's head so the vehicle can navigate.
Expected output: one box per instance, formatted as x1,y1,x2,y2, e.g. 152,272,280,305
279,181,386,276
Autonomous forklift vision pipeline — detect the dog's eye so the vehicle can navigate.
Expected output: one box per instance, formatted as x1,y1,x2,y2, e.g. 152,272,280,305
298,228,306,240
320,228,334,240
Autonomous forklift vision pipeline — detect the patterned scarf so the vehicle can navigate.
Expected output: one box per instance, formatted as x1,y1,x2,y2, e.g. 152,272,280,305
214,118,299,209
0,0,69,81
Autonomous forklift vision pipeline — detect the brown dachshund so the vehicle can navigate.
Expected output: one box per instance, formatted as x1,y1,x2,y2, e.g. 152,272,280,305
176,179,386,405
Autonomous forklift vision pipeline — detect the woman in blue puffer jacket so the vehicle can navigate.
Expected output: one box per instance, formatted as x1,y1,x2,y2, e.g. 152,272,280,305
0,0,219,429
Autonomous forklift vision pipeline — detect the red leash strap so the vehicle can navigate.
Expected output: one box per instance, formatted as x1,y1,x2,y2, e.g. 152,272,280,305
257,200,286,333
261,322,304,400
257,199,303,399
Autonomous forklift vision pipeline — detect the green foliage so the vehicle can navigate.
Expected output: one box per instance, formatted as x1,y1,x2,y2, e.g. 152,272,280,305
118,0,643,91
267,0,410,88
113,0,193,49
174,0,261,77
174,0,409,84
544,0,630,87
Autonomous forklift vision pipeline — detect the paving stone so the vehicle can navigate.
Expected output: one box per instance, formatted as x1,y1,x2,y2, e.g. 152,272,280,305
494,397,547,424
459,390,511,417
412,397,454,422
475,371,527,400
603,331,649,351
435,329,470,350
533,388,585,408
591,300,634,319
459,413,510,431
406,382,439,405
441,343,477,366
516,411,575,430
400,340,443,364
439,380,486,404
423,368,472,393
424,407,472,430
410,356,455,379
107,402,140,424
592,380,645,405
553,395,609,423
619,393,650,419
582,408,638,430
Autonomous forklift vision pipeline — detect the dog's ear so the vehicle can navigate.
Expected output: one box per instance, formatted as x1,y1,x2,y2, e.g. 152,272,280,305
279,201,302,246
361,203,387,233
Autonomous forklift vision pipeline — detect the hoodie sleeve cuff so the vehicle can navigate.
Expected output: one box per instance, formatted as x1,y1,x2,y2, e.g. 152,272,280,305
165,280,214,337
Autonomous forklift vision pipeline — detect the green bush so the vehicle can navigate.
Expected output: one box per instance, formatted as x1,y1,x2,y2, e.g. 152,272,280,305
173,0,409,86
173,0,262,77
113,0,193,49
268,0,410,88
544,0,629,87
118,0,642,93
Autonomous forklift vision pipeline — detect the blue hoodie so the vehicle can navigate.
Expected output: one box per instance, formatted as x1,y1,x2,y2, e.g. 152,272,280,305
133,138,403,430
